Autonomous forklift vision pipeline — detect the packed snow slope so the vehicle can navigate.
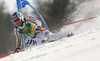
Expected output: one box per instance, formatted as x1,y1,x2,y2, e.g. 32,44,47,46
0,26,100,61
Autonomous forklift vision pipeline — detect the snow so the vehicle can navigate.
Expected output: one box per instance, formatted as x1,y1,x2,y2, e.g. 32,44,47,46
0,25,100,61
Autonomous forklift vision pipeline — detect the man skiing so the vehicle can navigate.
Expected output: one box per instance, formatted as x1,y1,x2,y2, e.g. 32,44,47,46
12,12,52,53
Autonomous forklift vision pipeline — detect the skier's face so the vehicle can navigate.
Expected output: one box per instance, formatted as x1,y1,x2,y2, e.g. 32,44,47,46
12,17,22,26
16,20,23,26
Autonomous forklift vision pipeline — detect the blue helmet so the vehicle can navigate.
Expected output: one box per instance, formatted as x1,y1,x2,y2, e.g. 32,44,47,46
12,12,24,21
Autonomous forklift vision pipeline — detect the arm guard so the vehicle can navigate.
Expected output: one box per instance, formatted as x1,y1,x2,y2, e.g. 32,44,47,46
14,28,22,48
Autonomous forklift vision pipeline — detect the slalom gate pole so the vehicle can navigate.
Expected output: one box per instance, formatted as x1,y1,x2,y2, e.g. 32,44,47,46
23,1,48,29
49,16,96,30
29,5,48,29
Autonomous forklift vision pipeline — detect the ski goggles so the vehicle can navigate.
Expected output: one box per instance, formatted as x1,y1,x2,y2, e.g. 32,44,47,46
12,17,21,24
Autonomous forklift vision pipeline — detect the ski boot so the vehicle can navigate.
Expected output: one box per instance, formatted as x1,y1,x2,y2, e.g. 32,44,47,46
68,32,73,37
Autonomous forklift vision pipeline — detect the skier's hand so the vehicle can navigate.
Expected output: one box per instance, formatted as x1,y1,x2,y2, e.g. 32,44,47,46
34,27,41,34
14,48,21,53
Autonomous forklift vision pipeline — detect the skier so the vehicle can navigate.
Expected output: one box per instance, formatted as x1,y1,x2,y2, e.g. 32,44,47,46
12,12,52,53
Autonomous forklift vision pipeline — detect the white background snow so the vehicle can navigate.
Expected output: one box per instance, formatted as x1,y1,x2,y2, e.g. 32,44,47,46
0,0,100,61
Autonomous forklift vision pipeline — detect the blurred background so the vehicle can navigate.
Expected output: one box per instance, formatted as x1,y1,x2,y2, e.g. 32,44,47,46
0,0,97,54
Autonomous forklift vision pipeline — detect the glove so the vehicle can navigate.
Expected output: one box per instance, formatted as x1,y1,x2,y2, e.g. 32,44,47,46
34,27,41,34
14,48,21,53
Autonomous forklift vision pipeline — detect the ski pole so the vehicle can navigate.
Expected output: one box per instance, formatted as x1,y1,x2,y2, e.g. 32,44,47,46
22,35,25,50
48,16,96,30
16,0,26,50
